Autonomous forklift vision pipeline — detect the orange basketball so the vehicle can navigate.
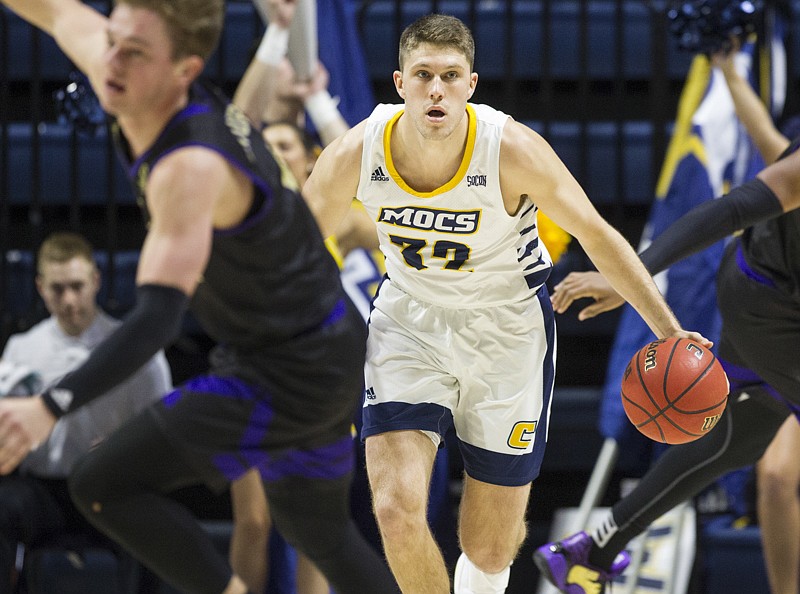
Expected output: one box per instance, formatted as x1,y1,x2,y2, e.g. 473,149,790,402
621,337,730,444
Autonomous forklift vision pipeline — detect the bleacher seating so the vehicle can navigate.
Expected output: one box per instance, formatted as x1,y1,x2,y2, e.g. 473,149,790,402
3,249,37,319
3,0,704,87
4,118,659,207
203,2,263,84
5,1,799,593
22,544,138,594
6,0,800,88
2,2,261,84
94,249,140,314
700,515,770,594
5,122,134,206
3,7,73,82
358,0,693,81
526,120,659,205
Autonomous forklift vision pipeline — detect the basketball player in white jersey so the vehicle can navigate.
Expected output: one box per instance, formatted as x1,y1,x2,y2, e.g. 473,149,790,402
303,13,709,594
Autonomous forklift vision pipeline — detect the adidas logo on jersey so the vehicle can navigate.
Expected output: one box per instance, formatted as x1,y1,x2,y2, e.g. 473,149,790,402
370,166,390,182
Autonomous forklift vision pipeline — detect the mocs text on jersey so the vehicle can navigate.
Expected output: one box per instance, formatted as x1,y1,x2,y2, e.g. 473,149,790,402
378,206,480,234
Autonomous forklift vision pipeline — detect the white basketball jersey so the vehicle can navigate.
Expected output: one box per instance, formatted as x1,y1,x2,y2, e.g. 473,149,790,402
357,103,552,307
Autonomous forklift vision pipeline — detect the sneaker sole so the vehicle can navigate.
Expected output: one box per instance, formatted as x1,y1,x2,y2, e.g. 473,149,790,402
533,549,561,589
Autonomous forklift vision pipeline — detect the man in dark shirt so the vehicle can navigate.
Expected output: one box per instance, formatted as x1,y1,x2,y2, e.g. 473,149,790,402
535,112,800,594
0,1,398,593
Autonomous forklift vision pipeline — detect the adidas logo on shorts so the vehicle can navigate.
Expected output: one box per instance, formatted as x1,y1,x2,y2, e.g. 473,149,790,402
370,166,390,182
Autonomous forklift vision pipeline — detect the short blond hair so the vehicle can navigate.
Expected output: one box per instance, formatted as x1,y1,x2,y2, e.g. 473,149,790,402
398,14,475,72
116,0,224,60
37,232,95,275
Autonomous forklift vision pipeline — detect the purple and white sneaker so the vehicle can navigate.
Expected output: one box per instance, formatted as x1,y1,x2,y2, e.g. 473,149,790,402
533,531,630,593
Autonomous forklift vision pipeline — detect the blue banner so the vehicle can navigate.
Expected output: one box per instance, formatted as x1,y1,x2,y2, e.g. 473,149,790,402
316,0,376,127
599,42,773,442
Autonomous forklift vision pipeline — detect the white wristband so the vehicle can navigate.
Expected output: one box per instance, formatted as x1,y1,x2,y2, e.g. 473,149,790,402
255,25,289,65
305,90,340,130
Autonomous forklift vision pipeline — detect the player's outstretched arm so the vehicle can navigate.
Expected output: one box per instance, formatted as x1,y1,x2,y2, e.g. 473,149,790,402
549,269,709,347
499,120,686,341
302,121,367,239
234,18,293,125
712,42,790,165
551,148,800,327
0,149,227,474
1,0,107,90
636,150,799,277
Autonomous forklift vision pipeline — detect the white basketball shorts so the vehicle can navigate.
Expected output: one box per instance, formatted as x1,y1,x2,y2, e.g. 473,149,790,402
362,279,557,486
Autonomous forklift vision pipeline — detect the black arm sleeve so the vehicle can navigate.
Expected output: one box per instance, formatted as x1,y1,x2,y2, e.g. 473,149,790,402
41,284,188,418
639,177,784,275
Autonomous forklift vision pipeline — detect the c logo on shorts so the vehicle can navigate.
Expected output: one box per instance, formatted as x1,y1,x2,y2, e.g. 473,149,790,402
507,421,537,449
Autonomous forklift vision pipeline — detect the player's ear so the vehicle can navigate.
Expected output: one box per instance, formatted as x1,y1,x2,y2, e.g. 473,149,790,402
176,55,204,85
393,70,405,99
467,72,478,98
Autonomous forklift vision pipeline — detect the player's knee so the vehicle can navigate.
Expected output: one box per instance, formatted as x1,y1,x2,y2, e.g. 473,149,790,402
232,511,270,545
459,542,515,574
372,491,427,540
460,523,524,573
757,465,797,503
232,488,269,532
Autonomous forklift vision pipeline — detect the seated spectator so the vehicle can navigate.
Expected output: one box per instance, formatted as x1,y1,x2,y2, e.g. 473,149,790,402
0,231,172,592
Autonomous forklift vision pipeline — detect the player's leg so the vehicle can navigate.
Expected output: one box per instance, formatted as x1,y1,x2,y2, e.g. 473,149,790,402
361,280,464,592
263,469,400,594
714,238,800,594
294,552,329,594
68,409,248,594
757,415,800,594
596,387,785,558
454,476,530,593
229,469,270,594
365,429,447,593
451,288,555,593
536,386,788,593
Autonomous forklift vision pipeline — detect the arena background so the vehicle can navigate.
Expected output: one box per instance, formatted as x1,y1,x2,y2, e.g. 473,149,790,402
2,1,798,592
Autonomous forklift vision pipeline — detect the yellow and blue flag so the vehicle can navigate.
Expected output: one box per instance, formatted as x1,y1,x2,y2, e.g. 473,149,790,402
599,38,781,442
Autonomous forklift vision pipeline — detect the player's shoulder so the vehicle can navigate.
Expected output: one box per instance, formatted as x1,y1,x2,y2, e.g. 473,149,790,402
469,103,536,145
367,103,404,123
153,144,227,172
325,119,370,165
469,102,511,126
498,115,550,155
147,145,231,198
496,116,561,181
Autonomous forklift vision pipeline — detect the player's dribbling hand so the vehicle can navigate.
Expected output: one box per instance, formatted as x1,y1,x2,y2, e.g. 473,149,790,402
550,271,625,320
669,330,714,350
0,395,56,474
